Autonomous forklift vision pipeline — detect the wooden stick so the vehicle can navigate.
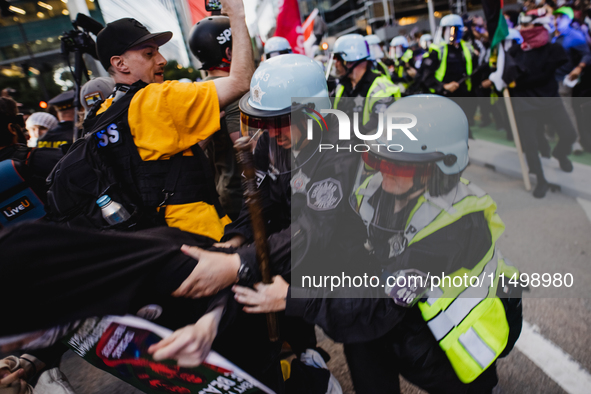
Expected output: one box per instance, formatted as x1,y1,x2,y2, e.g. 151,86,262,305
502,88,531,191
234,136,279,342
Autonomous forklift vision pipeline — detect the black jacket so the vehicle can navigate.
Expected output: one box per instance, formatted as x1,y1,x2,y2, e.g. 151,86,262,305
223,115,361,285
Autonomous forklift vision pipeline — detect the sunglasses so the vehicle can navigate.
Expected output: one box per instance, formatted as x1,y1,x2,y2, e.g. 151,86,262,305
362,152,432,178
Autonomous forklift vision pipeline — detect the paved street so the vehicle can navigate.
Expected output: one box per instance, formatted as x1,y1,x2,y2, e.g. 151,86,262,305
61,162,591,394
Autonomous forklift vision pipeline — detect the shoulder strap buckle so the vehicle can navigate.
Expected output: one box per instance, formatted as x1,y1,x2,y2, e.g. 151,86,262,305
159,190,175,207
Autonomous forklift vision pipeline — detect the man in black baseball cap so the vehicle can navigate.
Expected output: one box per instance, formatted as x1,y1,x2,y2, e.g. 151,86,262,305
96,18,172,83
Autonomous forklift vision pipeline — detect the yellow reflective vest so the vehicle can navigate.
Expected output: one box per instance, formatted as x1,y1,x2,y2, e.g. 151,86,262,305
432,41,474,91
334,74,401,125
355,177,518,383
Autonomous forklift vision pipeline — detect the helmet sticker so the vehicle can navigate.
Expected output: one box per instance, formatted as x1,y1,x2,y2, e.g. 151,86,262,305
251,81,266,104
307,178,342,211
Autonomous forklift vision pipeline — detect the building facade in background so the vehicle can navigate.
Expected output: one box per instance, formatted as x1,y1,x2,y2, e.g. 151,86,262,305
0,0,197,110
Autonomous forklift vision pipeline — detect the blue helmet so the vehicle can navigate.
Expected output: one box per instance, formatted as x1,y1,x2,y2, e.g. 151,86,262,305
263,36,292,59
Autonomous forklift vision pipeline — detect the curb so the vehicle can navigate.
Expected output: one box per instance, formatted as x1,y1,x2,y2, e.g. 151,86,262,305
468,139,591,201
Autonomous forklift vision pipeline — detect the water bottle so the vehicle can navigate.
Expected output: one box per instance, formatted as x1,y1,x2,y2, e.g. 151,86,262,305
96,195,131,225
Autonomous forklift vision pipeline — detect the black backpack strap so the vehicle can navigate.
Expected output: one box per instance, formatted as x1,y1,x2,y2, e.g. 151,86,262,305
84,81,148,135
159,152,183,207
190,144,226,218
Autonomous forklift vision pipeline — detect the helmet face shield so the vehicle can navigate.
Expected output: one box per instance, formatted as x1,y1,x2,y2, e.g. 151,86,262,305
420,37,433,50
265,49,292,60
350,152,460,233
369,44,385,60
240,112,294,174
444,26,464,43
362,152,433,178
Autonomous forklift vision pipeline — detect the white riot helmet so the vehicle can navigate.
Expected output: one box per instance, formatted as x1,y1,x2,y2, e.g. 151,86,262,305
263,36,293,59
365,34,385,60
350,95,469,245
389,36,409,59
419,34,433,50
333,34,370,62
239,54,331,174
440,14,464,43
390,36,409,48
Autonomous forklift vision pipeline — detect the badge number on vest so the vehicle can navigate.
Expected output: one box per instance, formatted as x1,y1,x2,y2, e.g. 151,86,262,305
95,123,120,148
1,196,35,221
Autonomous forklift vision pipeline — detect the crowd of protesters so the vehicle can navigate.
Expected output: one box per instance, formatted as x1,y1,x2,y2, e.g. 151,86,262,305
349,0,590,198
0,0,586,393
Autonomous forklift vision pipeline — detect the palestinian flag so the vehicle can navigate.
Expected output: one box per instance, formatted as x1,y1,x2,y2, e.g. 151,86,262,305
482,0,509,48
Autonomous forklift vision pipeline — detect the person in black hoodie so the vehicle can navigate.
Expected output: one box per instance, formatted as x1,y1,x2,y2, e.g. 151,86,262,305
507,12,577,198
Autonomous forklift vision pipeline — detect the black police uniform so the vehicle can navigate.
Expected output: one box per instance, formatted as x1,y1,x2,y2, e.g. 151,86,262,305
217,115,359,392
37,121,74,148
38,90,76,148
420,45,479,97
223,115,359,289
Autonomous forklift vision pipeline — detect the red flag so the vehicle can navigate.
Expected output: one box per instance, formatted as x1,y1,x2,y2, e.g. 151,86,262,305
186,0,208,25
274,0,304,54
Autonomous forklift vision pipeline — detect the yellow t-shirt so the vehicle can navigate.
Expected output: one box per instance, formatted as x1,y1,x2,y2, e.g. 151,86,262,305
97,80,231,240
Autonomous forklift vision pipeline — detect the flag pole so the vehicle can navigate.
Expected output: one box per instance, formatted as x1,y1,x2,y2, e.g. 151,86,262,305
502,88,532,191
427,0,436,36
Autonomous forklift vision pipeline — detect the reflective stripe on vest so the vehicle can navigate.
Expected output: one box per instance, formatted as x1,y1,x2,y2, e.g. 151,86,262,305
363,75,401,125
434,41,473,91
398,48,413,63
427,251,499,341
334,85,345,109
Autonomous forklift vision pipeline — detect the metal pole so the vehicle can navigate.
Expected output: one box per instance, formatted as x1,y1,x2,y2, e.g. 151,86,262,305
502,88,532,191
381,0,390,26
325,53,334,80
427,0,436,36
